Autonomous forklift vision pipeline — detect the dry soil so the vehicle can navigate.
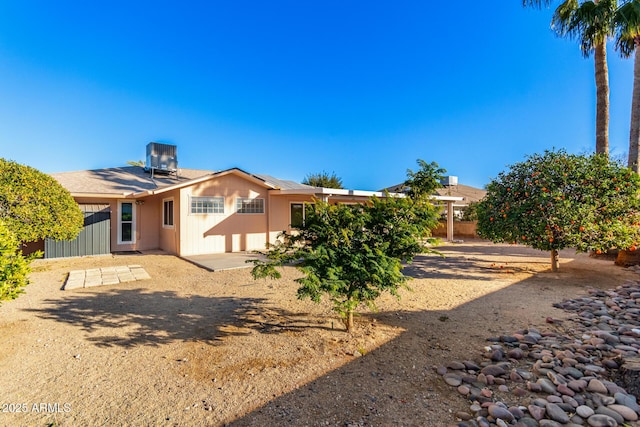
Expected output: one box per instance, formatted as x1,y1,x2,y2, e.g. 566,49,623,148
0,240,637,427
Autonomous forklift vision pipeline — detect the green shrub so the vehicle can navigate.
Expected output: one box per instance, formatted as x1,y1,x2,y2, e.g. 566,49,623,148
0,221,31,302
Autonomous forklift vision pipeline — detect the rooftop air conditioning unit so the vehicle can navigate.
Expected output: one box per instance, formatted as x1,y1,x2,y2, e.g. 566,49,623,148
146,142,178,174
441,176,458,186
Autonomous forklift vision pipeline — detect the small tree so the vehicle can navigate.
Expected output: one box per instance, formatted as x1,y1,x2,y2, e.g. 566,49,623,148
302,171,344,189
477,150,640,271
251,195,440,332
403,159,446,198
0,159,83,243
0,221,31,302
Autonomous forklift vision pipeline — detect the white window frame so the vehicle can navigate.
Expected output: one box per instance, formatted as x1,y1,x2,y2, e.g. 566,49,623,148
190,196,224,215
236,198,265,214
117,200,136,244
163,197,174,228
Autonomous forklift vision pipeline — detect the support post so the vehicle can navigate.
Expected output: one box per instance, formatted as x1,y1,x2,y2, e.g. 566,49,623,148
447,201,454,242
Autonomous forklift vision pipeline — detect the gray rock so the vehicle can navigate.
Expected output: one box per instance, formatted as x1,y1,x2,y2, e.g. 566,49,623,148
595,406,624,425
481,364,506,377
515,418,540,427
606,404,638,421
545,402,570,424
576,405,595,418
614,392,639,412
527,404,546,421
537,378,557,394
586,413,618,427
444,373,462,387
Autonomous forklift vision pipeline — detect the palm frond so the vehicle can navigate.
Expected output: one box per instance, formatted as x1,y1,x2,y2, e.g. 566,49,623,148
553,0,617,57
614,0,640,57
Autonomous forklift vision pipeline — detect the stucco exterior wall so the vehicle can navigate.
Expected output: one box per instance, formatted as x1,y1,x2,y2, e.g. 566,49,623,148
179,174,270,255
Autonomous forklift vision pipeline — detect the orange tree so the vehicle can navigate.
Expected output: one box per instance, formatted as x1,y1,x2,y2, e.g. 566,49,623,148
477,150,640,271
251,195,440,332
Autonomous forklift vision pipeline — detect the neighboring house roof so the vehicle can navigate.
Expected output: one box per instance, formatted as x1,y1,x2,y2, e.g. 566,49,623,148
382,182,486,205
434,184,486,205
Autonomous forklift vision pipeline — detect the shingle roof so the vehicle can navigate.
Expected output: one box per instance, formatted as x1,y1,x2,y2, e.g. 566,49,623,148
253,173,315,190
51,166,214,195
434,184,486,204
382,182,486,205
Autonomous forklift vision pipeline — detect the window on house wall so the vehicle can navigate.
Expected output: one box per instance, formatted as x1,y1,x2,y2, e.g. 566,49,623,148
119,201,135,244
191,196,224,214
236,198,264,214
291,202,314,228
291,203,304,228
163,199,174,227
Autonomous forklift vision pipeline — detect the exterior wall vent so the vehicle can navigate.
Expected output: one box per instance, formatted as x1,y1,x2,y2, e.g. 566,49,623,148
146,142,178,175
441,176,458,186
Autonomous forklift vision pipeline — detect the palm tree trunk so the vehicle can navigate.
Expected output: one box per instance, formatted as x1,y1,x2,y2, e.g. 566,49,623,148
629,43,640,173
595,40,610,156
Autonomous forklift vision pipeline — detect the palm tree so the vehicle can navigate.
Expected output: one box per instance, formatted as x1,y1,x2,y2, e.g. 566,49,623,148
525,0,617,156
554,0,617,155
615,0,640,172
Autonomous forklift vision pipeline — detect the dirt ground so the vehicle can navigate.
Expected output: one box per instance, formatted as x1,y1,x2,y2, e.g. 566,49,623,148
0,240,638,427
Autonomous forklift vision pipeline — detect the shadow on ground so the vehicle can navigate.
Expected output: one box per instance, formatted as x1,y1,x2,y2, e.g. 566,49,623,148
228,246,637,426
25,289,268,348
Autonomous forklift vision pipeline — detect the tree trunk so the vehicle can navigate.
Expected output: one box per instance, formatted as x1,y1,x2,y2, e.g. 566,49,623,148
619,357,640,399
551,249,559,272
345,310,354,332
594,40,610,156
629,43,640,173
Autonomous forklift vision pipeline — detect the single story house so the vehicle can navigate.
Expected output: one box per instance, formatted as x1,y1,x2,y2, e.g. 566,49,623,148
42,164,391,258
36,143,463,258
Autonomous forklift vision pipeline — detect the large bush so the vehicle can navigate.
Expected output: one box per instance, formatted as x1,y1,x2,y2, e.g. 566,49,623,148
477,150,640,271
0,221,31,302
0,158,83,243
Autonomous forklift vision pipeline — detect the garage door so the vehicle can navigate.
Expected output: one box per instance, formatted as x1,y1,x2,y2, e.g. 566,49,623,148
45,204,111,258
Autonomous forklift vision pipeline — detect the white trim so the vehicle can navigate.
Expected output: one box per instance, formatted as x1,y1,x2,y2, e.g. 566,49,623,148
163,197,175,229
117,200,136,244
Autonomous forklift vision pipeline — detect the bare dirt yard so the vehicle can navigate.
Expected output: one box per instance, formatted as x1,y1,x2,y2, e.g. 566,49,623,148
0,240,638,427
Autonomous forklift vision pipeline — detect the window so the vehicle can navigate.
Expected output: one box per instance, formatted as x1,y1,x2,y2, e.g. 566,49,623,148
191,196,224,214
236,198,264,214
291,202,314,228
163,199,174,227
118,201,135,244
291,203,304,228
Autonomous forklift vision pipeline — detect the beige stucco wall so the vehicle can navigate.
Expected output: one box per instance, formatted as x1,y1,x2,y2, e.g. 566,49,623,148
179,174,270,255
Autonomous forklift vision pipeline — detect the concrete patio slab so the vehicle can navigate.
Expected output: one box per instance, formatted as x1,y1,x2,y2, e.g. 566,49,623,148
182,252,267,272
63,265,151,290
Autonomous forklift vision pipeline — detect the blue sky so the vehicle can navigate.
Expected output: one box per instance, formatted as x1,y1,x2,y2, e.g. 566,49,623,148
0,1,636,190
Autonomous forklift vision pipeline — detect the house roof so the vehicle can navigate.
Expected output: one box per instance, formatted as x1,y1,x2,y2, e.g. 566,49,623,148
51,166,214,196
52,166,316,198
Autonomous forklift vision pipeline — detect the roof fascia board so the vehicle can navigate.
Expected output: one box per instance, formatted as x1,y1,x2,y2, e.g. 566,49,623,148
131,168,275,198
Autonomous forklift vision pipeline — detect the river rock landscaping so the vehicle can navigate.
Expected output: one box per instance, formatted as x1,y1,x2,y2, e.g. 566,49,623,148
441,281,640,427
